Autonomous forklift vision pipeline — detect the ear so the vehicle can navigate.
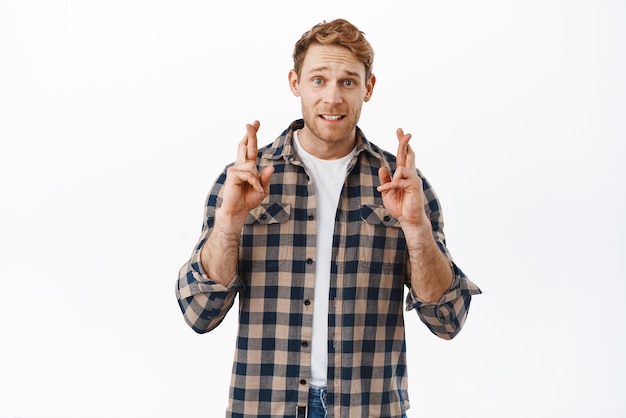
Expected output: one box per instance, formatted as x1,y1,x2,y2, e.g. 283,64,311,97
288,69,301,97
364,74,376,102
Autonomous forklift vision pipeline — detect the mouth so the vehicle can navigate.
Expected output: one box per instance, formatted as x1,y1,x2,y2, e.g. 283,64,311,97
320,114,344,121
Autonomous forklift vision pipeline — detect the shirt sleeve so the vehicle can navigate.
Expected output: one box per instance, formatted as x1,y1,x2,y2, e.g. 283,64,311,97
406,262,481,340
405,170,482,340
175,169,246,334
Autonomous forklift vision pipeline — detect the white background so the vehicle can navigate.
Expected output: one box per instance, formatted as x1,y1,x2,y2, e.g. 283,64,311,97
1,1,625,417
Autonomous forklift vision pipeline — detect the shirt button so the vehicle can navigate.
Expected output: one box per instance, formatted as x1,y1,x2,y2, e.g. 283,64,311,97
259,213,267,220
306,258,313,264
383,215,391,222
300,379,307,385
304,299,311,306
301,341,308,347
308,214,314,221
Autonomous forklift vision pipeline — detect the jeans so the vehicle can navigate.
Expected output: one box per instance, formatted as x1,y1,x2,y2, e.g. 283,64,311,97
307,386,408,418
307,385,327,418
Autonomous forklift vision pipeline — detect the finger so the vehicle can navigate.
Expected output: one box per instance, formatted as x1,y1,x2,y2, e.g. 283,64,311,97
259,166,275,193
391,165,419,184
247,165,274,194
246,120,261,162
229,166,264,193
378,167,392,186
376,181,399,193
236,136,248,164
395,128,412,168
235,120,260,164
405,143,416,171
247,175,264,193
378,174,417,193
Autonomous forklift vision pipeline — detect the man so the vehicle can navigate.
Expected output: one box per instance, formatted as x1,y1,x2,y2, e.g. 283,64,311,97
176,18,481,418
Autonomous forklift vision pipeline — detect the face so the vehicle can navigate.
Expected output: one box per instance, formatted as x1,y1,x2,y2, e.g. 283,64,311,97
289,43,375,159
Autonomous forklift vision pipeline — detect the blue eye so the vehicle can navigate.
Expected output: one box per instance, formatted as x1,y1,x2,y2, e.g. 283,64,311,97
343,79,355,87
313,77,323,85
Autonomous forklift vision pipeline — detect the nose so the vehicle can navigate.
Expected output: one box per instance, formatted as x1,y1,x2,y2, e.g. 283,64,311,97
322,83,342,105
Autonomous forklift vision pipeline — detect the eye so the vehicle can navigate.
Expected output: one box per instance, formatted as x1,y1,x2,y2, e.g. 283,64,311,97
343,79,355,87
313,77,323,85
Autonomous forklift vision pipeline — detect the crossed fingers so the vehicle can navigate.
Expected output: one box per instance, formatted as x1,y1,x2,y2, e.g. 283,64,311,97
377,127,417,193
236,120,261,164
395,128,415,171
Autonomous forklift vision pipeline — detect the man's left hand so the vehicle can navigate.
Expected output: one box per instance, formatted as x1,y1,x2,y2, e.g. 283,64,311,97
377,128,429,228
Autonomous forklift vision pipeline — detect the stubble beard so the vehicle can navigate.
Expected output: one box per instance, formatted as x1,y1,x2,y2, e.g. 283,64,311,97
301,106,361,147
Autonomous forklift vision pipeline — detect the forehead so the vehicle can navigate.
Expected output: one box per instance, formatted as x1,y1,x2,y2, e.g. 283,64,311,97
301,44,366,77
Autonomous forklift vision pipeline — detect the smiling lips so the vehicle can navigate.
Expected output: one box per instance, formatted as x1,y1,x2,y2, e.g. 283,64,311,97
320,115,343,121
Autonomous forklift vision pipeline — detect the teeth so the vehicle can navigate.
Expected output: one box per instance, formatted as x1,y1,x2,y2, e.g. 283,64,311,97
322,115,342,120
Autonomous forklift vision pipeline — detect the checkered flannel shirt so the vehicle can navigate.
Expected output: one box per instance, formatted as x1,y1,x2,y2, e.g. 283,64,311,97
176,119,481,418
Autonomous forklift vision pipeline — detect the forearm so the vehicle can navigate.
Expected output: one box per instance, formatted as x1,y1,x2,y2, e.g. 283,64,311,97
200,208,245,287
401,200,481,340
404,223,453,303
175,205,245,334
391,171,480,338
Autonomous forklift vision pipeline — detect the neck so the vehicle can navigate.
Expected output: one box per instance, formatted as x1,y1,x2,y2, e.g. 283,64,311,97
297,127,357,160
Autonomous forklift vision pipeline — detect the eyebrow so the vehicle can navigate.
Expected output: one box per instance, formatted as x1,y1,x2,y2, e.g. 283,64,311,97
308,66,363,79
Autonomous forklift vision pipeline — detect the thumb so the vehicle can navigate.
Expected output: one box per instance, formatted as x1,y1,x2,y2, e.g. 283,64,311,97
259,166,275,192
378,167,392,185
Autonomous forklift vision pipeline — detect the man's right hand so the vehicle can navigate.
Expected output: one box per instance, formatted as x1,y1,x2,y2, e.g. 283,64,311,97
216,120,275,231
200,121,274,286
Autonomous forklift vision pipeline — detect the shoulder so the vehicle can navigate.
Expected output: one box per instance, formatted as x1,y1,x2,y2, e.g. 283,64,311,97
355,128,398,171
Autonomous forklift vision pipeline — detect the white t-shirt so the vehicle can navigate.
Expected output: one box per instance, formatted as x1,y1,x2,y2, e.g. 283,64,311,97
292,130,356,387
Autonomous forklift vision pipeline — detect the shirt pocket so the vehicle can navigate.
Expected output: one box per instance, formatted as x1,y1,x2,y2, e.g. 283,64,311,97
240,202,292,270
358,204,406,273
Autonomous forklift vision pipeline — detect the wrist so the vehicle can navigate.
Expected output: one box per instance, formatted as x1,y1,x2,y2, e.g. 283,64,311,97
214,207,246,235
400,221,433,248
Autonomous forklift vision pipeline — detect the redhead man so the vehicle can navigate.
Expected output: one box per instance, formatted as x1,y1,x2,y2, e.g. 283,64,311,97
176,18,481,418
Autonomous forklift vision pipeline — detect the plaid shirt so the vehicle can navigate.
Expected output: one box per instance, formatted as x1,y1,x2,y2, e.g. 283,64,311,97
176,119,481,418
